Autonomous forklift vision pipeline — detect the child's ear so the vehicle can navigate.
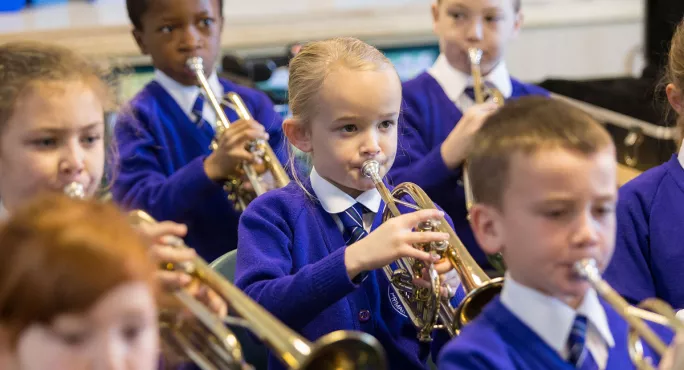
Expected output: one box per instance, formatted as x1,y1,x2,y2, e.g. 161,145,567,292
431,2,441,34
132,29,148,55
283,118,312,153
469,204,505,255
667,83,684,115
511,12,524,39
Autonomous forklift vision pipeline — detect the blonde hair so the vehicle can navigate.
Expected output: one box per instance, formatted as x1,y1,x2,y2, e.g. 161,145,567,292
286,37,396,191
667,20,684,145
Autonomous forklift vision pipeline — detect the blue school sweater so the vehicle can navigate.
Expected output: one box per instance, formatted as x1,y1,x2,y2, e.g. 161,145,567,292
390,72,549,269
437,296,671,370
112,78,285,262
604,155,684,309
234,181,463,370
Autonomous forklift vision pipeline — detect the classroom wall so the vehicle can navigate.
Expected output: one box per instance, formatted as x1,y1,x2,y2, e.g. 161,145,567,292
0,0,644,82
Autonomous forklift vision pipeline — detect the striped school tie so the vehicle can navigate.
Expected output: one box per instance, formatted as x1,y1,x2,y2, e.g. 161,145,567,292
464,85,492,103
567,315,599,369
191,94,215,137
337,203,369,245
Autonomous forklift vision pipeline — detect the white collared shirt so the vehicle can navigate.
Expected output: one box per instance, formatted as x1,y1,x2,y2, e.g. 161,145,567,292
428,53,513,112
154,69,224,130
501,274,615,369
678,140,684,169
309,167,382,233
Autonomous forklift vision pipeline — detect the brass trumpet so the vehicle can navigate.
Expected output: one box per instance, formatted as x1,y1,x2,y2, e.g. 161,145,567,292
130,211,387,370
465,47,507,274
63,183,386,369
362,160,503,341
63,183,247,368
574,258,684,370
186,57,290,212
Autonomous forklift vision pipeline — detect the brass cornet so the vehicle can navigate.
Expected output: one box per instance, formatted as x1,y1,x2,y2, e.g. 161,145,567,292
574,258,683,370
362,160,503,341
63,183,386,369
465,47,507,274
186,57,290,212
129,211,388,370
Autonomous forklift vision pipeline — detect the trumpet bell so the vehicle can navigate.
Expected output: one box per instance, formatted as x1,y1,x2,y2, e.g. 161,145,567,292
298,331,387,370
452,277,503,333
362,160,503,340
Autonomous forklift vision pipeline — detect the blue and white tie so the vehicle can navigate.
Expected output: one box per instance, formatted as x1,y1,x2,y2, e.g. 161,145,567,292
191,94,215,138
337,203,369,245
568,315,598,369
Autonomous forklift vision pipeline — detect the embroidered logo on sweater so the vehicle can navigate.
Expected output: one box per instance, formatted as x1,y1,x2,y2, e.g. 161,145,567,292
388,285,408,318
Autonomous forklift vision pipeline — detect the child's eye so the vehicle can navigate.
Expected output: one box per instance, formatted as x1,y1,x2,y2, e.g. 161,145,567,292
158,25,174,34
122,324,143,342
485,15,502,23
31,138,57,149
81,134,102,146
199,18,215,27
594,205,615,217
378,120,395,129
449,12,466,20
56,331,89,347
340,124,357,133
542,209,567,219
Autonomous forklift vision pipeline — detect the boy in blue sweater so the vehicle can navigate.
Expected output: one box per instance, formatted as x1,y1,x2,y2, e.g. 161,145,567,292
438,97,672,370
390,0,548,270
113,0,286,261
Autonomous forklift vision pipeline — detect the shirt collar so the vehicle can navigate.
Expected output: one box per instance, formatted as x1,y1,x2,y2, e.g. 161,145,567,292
500,273,615,357
154,69,223,118
309,167,382,215
678,140,684,169
427,53,513,102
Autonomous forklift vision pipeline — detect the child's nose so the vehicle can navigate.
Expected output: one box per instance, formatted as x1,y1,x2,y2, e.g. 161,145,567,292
466,18,484,42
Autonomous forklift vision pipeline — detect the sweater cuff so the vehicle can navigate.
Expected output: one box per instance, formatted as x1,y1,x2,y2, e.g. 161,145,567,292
311,246,357,297
173,156,228,212
418,146,463,188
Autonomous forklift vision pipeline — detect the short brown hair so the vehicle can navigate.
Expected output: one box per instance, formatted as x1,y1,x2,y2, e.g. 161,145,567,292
0,42,115,134
468,97,614,208
0,42,118,191
0,195,155,347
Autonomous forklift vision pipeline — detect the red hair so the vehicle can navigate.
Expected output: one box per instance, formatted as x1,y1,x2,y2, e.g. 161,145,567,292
0,195,155,347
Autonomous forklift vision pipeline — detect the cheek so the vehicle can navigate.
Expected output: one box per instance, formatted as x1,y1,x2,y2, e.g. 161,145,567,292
0,152,54,187
16,330,75,370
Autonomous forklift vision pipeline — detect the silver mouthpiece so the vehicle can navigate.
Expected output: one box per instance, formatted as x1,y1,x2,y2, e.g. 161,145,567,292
63,182,85,199
573,258,599,281
186,57,204,73
361,160,380,179
468,48,483,65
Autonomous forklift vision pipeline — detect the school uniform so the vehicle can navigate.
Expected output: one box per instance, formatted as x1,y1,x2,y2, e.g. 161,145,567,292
390,55,549,269
234,168,464,370
604,147,684,310
112,70,286,262
438,275,670,369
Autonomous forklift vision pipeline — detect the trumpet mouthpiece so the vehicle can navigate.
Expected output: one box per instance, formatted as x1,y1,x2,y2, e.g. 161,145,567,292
186,57,204,72
361,160,380,179
573,258,598,280
63,182,85,199
468,48,483,65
